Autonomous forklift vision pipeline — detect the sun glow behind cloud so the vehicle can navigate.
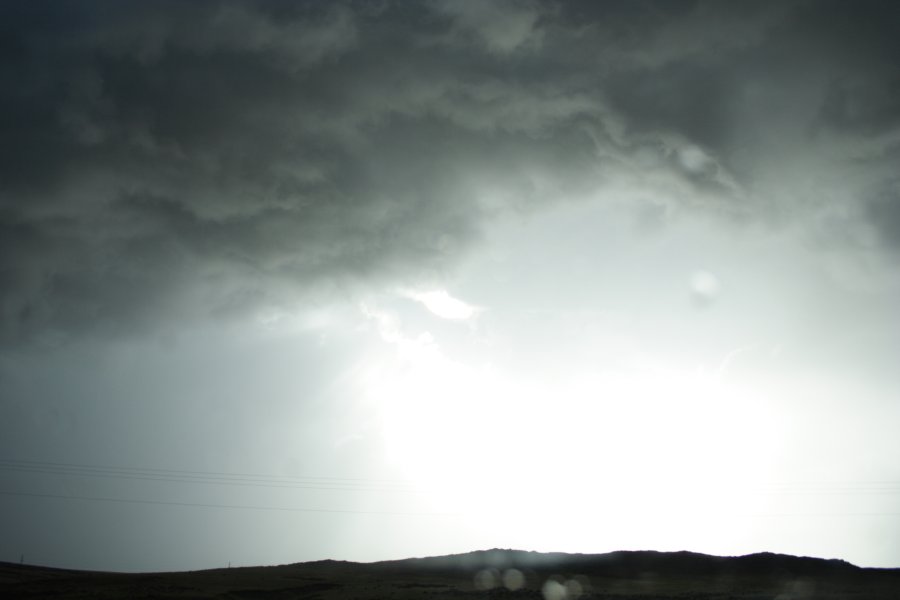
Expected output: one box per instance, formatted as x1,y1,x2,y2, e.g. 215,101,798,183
2,0,900,573
328,196,900,565
358,295,784,552
407,289,482,320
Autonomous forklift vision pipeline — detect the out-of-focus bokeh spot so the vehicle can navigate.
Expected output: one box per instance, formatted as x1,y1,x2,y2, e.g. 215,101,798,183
690,269,721,306
542,578,567,600
474,568,500,590
503,568,525,590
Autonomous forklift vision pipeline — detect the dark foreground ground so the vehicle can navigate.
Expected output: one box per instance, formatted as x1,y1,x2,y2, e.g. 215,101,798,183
2,548,899,599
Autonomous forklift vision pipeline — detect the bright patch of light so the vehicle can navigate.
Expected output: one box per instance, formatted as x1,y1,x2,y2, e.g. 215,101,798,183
691,269,721,303
678,144,713,173
542,579,568,600
409,289,479,320
503,569,525,590
360,305,781,550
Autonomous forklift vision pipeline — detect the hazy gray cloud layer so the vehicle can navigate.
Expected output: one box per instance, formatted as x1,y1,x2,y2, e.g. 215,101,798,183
2,0,899,344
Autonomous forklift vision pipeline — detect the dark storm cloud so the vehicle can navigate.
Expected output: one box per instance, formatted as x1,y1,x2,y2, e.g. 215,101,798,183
867,184,900,249
1,0,898,343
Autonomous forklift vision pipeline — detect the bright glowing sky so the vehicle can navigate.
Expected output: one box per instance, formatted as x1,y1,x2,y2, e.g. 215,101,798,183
1,0,899,572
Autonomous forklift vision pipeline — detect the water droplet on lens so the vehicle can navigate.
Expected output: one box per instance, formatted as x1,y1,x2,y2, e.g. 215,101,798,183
475,569,499,590
503,569,525,591
542,579,567,600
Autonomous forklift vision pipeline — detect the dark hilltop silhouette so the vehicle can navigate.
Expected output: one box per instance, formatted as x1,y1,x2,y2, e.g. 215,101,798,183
2,548,899,599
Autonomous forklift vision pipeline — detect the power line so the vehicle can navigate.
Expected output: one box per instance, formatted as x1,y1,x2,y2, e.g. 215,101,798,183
2,458,899,497
0,458,417,485
738,511,900,518
0,490,461,517
0,465,426,494
0,459,428,493
3,458,898,520
1,489,897,520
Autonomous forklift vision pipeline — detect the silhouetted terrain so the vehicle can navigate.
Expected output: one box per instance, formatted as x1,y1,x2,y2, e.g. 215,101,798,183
2,549,899,599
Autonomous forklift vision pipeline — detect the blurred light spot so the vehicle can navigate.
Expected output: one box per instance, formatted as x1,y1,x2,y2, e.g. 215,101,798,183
410,290,479,320
690,270,721,305
475,568,500,590
565,579,584,599
678,144,714,174
542,579,567,600
503,569,525,591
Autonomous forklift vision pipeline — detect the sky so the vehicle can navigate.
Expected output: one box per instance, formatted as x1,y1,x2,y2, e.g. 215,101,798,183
1,0,899,573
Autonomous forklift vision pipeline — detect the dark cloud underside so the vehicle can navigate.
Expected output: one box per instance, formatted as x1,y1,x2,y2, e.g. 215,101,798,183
2,0,899,343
